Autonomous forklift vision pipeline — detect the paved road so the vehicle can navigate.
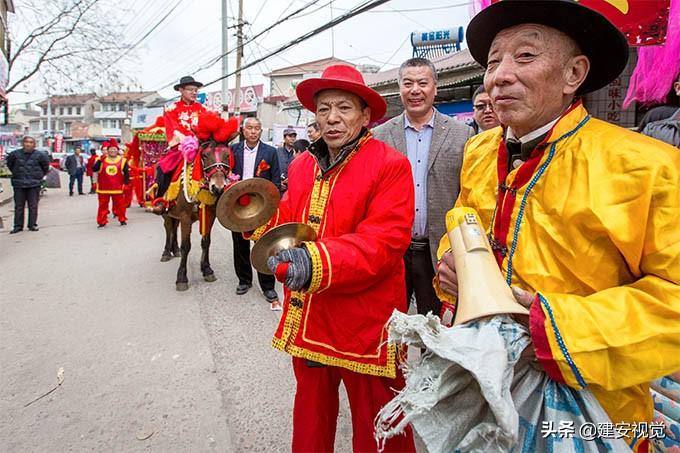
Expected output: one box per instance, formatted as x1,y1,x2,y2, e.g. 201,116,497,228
0,175,352,452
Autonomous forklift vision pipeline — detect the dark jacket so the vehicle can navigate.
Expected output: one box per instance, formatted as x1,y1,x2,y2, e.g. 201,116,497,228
276,145,295,180
230,141,281,189
6,149,50,188
64,153,85,176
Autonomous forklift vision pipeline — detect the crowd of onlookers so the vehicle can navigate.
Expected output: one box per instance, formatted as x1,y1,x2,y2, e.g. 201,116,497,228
4,70,678,237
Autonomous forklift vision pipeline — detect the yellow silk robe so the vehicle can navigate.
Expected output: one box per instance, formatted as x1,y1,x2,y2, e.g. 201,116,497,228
436,103,680,451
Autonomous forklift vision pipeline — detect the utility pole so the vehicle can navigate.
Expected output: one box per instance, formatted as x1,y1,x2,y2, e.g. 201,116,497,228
233,0,244,118
330,0,335,57
221,0,229,119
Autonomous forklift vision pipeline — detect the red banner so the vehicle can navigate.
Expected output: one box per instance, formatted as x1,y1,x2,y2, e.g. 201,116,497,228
53,134,64,153
580,0,670,46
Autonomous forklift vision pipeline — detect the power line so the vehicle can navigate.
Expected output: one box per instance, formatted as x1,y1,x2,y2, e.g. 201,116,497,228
200,0,391,90
334,3,472,13
150,0,325,93
194,0,324,76
120,0,164,36
378,35,410,70
110,0,185,66
250,0,269,28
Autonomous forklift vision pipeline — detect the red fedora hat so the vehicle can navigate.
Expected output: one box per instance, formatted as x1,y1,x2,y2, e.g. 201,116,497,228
296,65,386,122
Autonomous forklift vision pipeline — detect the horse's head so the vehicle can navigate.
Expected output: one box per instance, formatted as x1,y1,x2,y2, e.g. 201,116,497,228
200,141,232,196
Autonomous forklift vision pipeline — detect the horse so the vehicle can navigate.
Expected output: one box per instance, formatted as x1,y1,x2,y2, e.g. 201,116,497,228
160,140,233,291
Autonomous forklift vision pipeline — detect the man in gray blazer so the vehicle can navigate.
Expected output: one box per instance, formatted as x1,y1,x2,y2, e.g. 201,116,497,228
373,57,473,318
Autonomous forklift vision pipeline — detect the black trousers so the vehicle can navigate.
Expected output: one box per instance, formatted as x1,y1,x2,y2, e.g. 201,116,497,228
69,168,84,194
231,231,275,291
13,186,41,229
155,166,171,199
404,239,441,317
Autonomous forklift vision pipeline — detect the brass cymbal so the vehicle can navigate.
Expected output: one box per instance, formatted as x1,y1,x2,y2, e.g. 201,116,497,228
251,222,318,275
216,178,280,232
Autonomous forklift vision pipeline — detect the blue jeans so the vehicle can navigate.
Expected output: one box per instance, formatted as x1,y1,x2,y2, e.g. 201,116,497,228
69,168,84,194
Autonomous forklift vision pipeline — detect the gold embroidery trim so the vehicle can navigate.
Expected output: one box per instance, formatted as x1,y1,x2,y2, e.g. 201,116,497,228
249,211,278,242
272,337,396,378
303,242,323,293
274,290,305,348
307,172,329,235
271,289,396,376
317,242,332,292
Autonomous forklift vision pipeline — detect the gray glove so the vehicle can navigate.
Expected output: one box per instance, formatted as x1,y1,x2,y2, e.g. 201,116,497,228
267,247,312,291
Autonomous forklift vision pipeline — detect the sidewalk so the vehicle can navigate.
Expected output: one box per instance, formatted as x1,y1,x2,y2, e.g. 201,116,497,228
0,179,13,206
0,180,12,229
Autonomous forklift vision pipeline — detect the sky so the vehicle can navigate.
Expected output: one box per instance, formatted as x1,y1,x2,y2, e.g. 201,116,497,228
10,0,476,105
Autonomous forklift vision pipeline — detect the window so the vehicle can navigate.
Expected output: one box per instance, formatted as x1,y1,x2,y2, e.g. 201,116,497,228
67,107,72,115
76,106,81,115
42,120,47,130
42,106,47,115
64,122,71,136
59,107,64,115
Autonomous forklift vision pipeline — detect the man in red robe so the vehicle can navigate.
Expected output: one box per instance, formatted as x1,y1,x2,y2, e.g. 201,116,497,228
123,138,145,208
93,139,129,228
149,75,206,214
86,149,98,193
250,65,415,452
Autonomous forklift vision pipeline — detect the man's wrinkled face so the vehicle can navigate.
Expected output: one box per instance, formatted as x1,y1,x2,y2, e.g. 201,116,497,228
23,137,36,152
315,89,371,154
472,92,500,131
484,24,583,136
179,85,199,103
399,65,437,119
243,120,262,146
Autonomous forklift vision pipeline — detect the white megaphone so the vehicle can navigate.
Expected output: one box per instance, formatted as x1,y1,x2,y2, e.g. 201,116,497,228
445,207,528,326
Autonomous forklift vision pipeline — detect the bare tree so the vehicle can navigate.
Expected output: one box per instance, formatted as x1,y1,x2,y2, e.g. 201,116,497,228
6,0,137,96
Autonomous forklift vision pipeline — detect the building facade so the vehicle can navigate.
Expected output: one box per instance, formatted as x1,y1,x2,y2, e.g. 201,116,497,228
32,91,164,151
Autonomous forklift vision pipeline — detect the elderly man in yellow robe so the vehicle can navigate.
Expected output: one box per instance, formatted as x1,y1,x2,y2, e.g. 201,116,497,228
435,1,680,451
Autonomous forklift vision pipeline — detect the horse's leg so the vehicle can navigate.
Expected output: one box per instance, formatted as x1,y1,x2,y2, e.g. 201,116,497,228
161,214,173,262
176,213,192,291
201,206,217,282
171,217,180,257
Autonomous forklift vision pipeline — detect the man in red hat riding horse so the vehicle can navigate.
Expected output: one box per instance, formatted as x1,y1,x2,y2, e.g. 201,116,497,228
249,64,415,452
148,75,207,214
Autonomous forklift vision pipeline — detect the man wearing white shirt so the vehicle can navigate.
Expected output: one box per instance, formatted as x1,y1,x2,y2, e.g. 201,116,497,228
230,117,282,309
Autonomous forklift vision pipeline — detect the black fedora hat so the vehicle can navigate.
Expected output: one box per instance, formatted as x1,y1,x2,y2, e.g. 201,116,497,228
466,0,629,95
173,75,204,91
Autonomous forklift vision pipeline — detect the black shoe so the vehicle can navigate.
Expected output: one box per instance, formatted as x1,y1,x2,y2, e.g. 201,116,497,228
69,192,73,196
9,228,22,234
264,289,279,303
97,224,106,229
235,283,252,295
28,226,39,232
120,221,127,226
79,192,85,195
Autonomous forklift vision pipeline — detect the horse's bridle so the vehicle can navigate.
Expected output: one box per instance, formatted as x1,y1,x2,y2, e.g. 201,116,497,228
202,147,231,182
